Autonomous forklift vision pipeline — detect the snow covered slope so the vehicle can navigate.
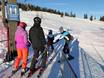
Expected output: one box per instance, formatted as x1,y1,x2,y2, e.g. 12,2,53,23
20,11,104,78
0,10,104,78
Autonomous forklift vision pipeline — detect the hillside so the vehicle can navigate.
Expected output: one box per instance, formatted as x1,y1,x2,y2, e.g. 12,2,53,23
0,11,104,78
19,11,104,78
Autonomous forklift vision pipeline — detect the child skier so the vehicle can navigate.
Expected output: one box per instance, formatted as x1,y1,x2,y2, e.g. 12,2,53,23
47,30,54,52
13,22,30,75
57,26,74,62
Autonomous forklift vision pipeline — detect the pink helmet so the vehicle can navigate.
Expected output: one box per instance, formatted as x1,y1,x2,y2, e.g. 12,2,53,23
18,22,27,28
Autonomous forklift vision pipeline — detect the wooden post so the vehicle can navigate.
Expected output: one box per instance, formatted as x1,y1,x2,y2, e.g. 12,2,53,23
8,0,17,3
1,0,6,24
8,0,17,54
2,0,19,61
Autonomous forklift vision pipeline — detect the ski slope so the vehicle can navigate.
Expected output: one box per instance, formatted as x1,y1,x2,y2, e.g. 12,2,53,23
0,10,104,78
20,11,104,78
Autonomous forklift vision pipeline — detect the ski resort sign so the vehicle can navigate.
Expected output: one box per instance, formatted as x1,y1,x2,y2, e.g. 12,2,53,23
6,3,20,21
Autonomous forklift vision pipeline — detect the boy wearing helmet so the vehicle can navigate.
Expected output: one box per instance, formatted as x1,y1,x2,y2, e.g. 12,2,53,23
47,30,54,52
29,17,47,75
13,22,30,75
58,26,74,61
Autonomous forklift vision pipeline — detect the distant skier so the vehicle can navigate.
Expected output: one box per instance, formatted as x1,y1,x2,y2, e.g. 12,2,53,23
56,26,74,62
47,30,54,52
13,22,30,75
29,17,47,75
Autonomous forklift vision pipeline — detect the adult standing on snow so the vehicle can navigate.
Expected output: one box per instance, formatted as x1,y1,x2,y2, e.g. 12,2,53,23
29,17,47,74
13,22,30,75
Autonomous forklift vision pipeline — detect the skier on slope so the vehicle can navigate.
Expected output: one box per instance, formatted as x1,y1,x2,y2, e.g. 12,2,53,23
12,22,30,75
29,17,47,75
47,30,54,52
56,26,74,62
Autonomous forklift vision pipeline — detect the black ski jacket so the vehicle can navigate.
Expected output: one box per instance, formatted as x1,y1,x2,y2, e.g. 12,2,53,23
29,24,46,50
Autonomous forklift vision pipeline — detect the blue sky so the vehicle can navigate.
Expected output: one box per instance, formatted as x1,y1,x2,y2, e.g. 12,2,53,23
17,0,104,19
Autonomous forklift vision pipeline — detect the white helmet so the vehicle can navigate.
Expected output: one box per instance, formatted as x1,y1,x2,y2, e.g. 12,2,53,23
59,26,63,32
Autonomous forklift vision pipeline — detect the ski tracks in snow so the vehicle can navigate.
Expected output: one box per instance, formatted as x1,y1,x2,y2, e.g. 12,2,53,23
80,48,104,78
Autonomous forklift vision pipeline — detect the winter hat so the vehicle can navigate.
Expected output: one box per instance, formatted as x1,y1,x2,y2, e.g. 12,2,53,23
19,22,27,28
33,17,41,24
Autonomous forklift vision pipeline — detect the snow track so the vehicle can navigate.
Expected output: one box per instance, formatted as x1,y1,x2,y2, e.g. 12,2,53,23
80,48,93,78
80,48,104,78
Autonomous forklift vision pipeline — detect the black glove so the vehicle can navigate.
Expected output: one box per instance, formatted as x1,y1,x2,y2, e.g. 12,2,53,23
54,39,60,44
27,41,31,47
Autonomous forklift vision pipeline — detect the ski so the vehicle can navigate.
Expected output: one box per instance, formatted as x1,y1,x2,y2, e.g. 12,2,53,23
7,65,22,78
37,68,46,78
26,66,41,78
7,58,31,78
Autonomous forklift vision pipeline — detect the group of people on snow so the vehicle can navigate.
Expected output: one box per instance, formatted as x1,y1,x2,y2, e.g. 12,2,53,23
13,16,74,75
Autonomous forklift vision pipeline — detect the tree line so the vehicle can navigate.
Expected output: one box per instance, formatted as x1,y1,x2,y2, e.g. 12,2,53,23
84,13,104,22
0,1,104,22
17,3,76,18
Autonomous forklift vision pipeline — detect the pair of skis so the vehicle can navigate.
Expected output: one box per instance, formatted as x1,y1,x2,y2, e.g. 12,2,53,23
7,58,31,78
37,49,56,78
27,48,54,78
27,49,48,78
8,65,22,78
7,67,30,78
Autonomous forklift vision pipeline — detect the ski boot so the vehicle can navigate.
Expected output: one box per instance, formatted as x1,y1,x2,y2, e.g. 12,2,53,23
12,68,17,74
21,69,26,76
68,55,74,60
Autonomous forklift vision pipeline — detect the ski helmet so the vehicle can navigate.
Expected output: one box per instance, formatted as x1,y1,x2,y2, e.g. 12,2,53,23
19,22,27,28
59,26,63,32
49,30,52,34
33,17,41,24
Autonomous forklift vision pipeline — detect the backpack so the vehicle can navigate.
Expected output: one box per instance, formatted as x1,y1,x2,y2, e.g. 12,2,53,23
61,31,73,41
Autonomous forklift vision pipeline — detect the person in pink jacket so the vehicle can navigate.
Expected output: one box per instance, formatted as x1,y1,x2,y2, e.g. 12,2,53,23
12,22,29,75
